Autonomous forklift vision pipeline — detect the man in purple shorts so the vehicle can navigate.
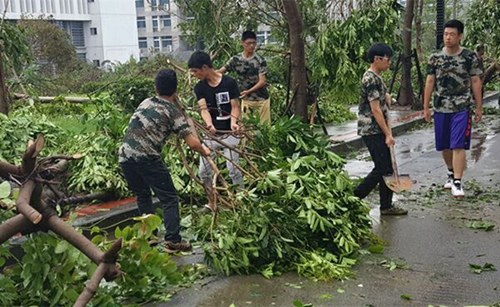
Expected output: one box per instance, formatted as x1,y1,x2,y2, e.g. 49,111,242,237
423,19,483,198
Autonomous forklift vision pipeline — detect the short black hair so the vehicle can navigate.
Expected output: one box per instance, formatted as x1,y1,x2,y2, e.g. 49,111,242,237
366,43,393,63
188,51,213,69
444,19,464,34
241,30,257,41
155,69,177,96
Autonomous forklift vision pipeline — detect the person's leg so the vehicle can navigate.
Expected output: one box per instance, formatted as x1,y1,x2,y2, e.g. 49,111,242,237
434,112,454,187
120,161,154,215
222,135,243,187
140,158,182,243
241,99,251,121
442,150,453,169
258,98,271,125
354,134,392,205
450,109,472,180
198,139,218,188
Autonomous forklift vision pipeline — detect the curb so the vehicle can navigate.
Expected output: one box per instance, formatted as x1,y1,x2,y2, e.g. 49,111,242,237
329,111,425,155
329,90,499,155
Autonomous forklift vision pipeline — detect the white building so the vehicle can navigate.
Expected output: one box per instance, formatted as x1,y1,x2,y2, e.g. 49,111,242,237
0,0,140,66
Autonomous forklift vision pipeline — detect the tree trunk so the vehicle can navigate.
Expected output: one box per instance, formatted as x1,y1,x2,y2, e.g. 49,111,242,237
0,47,9,115
436,0,445,49
398,0,415,107
282,0,308,122
414,0,424,59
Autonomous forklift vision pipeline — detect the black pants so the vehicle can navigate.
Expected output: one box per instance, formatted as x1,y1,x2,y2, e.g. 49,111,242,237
120,157,181,242
354,134,393,209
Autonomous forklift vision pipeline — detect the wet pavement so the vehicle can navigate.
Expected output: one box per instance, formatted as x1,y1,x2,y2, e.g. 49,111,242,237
160,95,500,307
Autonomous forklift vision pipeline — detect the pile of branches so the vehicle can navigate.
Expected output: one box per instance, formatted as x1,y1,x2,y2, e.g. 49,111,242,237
177,113,372,281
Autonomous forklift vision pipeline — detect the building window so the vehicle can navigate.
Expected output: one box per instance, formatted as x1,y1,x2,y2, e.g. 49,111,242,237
160,15,171,28
150,0,158,11
152,16,159,32
88,0,94,2
137,16,146,29
135,0,144,8
93,60,100,67
161,36,173,51
90,27,97,35
153,36,160,51
77,53,86,61
138,37,148,49
159,0,170,10
257,31,274,45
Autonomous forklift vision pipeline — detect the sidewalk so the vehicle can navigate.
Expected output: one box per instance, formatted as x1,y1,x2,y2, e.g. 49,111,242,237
71,91,499,228
328,90,499,154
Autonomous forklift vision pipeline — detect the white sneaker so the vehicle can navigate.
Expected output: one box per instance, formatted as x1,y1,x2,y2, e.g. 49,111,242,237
444,178,453,189
451,182,464,198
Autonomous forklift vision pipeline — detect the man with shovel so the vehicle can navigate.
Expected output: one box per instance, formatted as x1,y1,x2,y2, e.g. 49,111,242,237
423,19,483,198
353,43,408,215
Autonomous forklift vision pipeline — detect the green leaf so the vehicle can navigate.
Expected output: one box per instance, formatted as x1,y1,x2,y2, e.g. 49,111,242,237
400,294,412,300
0,181,11,199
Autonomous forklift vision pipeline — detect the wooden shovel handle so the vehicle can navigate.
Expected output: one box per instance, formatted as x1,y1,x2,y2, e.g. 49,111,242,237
389,145,399,184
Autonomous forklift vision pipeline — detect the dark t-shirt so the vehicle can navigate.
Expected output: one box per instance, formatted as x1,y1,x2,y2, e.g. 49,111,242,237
194,75,240,132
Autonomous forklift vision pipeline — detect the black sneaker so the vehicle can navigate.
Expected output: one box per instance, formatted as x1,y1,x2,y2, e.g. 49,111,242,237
380,206,408,216
163,240,192,253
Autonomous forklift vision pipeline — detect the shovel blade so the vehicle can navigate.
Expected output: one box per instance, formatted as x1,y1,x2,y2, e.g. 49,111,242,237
383,174,413,193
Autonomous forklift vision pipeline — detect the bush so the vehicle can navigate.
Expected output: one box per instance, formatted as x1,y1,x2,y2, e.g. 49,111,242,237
108,77,154,112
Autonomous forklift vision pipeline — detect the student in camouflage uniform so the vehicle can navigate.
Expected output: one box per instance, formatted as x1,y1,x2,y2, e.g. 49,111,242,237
353,43,408,215
188,51,243,211
119,69,210,253
423,19,483,198
217,30,270,125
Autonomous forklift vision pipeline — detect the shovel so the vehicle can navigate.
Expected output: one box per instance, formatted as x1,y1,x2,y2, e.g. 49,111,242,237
383,145,412,193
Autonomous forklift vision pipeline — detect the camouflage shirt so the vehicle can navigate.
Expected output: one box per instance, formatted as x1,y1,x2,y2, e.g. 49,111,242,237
224,53,269,101
427,48,482,113
357,70,389,136
118,96,191,162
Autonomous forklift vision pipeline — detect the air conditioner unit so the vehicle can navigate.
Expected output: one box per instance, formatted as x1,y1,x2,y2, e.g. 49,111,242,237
165,45,173,52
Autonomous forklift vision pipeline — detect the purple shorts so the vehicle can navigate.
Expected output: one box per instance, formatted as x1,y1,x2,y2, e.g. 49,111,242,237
433,110,472,151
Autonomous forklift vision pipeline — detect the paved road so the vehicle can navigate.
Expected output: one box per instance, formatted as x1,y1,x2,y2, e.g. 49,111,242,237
164,116,500,307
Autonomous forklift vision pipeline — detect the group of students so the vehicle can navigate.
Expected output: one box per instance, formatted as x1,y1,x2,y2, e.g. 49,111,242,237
118,19,485,253
355,19,484,215
118,31,268,253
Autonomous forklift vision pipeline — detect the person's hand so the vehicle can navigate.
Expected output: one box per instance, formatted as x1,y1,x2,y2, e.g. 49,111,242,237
423,108,432,122
385,135,395,147
231,122,240,132
240,90,250,98
206,124,216,135
200,145,211,157
475,107,483,123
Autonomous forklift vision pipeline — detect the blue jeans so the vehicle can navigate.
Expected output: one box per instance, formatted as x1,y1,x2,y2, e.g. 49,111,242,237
354,134,393,209
120,157,181,242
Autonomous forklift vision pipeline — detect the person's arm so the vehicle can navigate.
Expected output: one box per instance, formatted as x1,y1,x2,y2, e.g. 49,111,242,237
240,73,266,98
369,100,394,146
230,98,241,131
423,75,435,122
198,98,216,134
471,75,483,123
215,66,227,75
183,133,210,156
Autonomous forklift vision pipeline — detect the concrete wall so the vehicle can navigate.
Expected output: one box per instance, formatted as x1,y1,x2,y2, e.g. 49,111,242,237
86,0,140,65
